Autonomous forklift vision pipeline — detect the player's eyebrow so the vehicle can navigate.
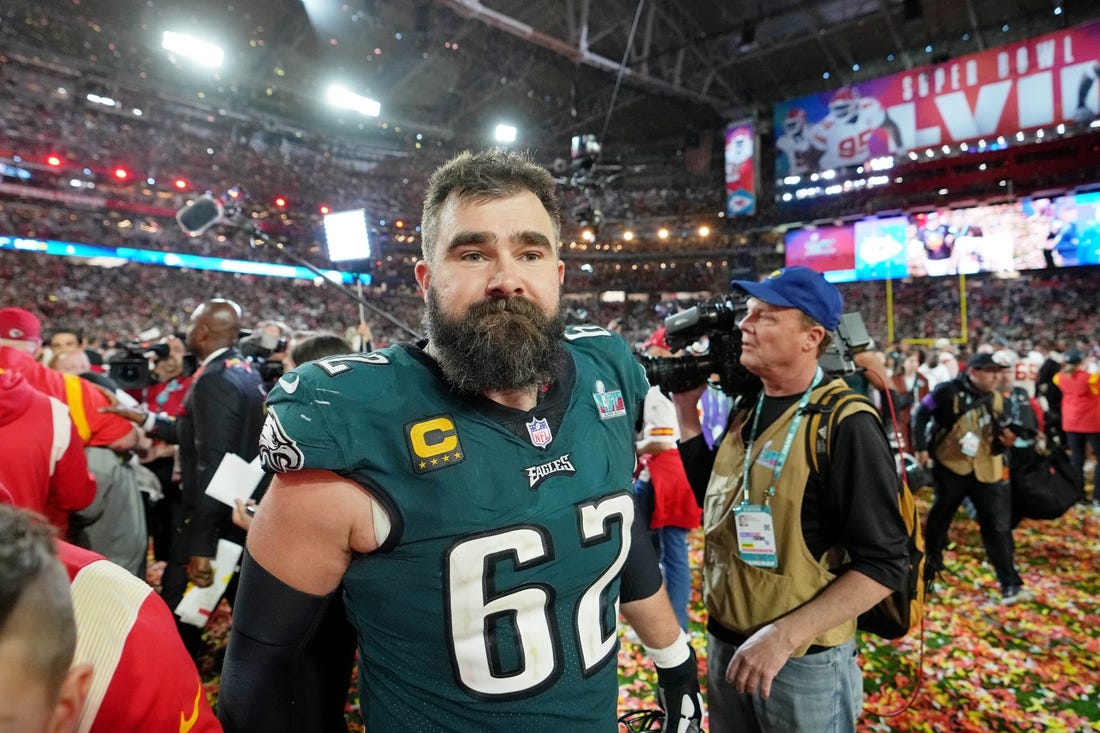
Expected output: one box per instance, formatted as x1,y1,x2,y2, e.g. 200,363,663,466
445,230,554,251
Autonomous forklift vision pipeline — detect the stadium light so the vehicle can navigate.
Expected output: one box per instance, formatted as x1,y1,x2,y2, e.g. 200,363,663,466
162,31,224,68
86,93,117,108
494,124,517,143
326,84,381,117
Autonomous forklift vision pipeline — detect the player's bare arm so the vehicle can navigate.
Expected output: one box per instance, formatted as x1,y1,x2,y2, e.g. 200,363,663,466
246,468,381,595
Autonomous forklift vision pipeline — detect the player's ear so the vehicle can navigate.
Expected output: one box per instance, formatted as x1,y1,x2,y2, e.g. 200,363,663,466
415,260,431,292
48,662,93,733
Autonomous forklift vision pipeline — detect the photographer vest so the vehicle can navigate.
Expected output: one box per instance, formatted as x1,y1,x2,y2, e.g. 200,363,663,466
933,390,1004,483
701,378,871,654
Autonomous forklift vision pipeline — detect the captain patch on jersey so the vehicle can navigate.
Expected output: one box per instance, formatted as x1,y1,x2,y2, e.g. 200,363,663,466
406,415,466,474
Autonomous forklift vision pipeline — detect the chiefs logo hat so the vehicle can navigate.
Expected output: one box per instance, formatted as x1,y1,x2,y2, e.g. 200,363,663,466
0,307,42,342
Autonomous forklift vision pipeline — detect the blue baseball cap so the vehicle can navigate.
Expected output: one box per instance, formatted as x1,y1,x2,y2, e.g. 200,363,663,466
731,266,843,331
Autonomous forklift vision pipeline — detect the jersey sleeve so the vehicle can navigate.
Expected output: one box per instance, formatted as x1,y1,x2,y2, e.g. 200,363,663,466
637,386,679,450
76,375,137,447
48,411,96,514
259,364,351,474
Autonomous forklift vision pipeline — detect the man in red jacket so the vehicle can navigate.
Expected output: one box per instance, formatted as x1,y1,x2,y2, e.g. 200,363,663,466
0,370,96,532
1053,348,1100,505
0,307,149,574
0,307,138,451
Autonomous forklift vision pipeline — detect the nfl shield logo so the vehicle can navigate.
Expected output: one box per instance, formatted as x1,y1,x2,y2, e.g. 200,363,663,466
526,417,553,448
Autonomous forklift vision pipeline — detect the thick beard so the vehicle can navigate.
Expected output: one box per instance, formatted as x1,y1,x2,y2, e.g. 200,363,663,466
425,291,566,395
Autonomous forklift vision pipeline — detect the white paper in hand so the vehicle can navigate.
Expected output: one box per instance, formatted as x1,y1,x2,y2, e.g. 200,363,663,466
174,539,244,627
204,453,264,508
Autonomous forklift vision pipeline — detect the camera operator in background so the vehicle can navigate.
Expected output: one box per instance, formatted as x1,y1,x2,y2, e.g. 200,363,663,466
238,319,291,392
912,353,1030,604
668,267,909,732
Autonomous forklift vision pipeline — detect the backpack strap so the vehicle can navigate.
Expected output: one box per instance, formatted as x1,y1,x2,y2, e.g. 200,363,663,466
805,382,879,480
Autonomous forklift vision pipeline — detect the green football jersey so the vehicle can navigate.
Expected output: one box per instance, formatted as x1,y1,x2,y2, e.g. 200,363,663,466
259,325,649,732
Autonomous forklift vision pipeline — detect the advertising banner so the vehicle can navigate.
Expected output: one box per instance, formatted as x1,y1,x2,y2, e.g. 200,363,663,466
725,120,756,216
773,18,1100,180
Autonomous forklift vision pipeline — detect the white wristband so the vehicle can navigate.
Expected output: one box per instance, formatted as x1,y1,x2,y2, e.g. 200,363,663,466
643,629,692,669
142,411,160,433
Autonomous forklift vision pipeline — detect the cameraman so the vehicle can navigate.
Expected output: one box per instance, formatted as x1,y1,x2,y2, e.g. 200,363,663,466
671,267,908,733
912,353,1028,604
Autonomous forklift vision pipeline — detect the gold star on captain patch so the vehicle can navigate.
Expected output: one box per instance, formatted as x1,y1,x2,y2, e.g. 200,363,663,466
442,454,450,462
453,451,462,460
431,458,439,465
419,461,427,469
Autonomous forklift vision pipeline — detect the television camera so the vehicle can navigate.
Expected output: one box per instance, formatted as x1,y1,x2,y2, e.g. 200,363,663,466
639,297,874,396
106,341,172,390
237,329,288,388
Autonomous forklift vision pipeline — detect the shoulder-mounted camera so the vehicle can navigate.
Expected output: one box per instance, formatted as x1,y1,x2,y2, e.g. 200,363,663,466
638,297,874,396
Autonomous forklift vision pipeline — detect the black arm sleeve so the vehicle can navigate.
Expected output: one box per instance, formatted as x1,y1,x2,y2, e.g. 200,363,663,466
218,549,353,733
677,433,716,506
619,505,664,602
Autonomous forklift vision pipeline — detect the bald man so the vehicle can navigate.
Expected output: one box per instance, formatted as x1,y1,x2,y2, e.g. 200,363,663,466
126,299,268,657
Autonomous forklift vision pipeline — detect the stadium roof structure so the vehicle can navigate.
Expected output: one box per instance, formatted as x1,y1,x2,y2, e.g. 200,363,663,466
4,0,1099,166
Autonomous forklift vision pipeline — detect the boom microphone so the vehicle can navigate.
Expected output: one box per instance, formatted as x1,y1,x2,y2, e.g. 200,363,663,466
176,195,226,237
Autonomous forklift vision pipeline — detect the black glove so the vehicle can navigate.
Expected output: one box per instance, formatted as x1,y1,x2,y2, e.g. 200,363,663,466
655,644,704,733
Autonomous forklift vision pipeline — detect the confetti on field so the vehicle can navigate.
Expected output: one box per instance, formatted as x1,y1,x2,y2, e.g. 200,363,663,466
616,496,1100,733
193,496,1100,731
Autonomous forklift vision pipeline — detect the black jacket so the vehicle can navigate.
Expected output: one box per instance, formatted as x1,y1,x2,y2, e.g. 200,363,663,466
153,347,267,557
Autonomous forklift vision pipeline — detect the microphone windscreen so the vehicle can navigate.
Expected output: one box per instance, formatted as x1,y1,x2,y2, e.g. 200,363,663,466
176,196,224,236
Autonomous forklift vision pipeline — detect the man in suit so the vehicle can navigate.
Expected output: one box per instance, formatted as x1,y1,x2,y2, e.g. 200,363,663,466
120,299,267,655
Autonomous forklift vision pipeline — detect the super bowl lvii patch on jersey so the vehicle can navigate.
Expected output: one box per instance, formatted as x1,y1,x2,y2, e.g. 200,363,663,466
592,379,627,420
405,415,466,474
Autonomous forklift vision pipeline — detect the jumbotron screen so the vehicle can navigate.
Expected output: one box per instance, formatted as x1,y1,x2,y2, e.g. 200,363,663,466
784,190,1100,282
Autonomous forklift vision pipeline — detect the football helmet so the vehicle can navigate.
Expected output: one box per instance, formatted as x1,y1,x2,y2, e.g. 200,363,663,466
784,107,807,134
828,87,861,122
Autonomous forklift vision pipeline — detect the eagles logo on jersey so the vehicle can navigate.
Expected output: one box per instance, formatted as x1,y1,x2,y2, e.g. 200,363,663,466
258,410,305,472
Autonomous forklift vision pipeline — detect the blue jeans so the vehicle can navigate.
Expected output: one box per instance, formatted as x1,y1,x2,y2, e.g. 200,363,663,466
633,478,692,630
706,633,862,733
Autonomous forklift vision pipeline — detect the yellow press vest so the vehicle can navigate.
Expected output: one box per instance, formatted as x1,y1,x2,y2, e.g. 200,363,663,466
702,379,875,655
933,390,1003,483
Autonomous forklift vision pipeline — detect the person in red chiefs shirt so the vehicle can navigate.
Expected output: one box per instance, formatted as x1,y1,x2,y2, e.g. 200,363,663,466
0,307,139,451
0,491,222,733
0,370,96,532
1053,348,1100,505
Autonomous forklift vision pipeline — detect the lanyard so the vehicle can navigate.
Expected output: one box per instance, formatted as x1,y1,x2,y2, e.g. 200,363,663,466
740,367,823,507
